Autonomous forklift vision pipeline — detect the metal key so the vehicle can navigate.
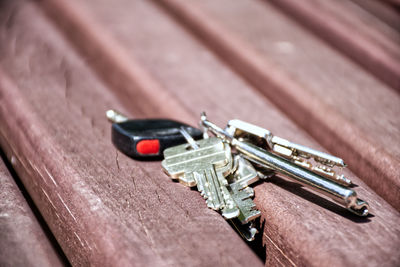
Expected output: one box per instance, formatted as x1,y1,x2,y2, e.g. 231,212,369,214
227,155,262,241
168,131,261,240
162,137,240,219
177,128,261,224
228,155,261,224
200,113,369,217
226,119,352,186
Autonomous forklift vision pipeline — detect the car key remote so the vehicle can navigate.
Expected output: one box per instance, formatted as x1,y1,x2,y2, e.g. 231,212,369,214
106,110,203,159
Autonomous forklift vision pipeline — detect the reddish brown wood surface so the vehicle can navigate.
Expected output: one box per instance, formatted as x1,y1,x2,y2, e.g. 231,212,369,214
35,0,192,122
0,0,399,266
0,1,262,266
350,0,400,30
268,0,400,92
0,159,65,267
154,0,400,212
384,0,400,5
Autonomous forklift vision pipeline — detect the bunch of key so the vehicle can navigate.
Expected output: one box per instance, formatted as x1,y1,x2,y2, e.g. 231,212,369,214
161,113,369,241
106,110,369,242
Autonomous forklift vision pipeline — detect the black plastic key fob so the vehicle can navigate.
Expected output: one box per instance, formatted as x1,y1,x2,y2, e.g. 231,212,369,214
112,119,203,160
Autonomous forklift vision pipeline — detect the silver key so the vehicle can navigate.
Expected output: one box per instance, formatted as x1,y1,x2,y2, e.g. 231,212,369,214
226,119,352,186
200,113,369,217
170,131,259,241
162,137,240,219
230,186,259,223
229,156,261,224
229,155,261,241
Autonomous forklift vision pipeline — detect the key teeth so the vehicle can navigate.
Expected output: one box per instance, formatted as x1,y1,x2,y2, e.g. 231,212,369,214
238,210,261,224
230,186,261,224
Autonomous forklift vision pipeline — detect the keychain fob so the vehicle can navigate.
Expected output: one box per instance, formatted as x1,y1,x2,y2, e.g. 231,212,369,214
108,110,203,159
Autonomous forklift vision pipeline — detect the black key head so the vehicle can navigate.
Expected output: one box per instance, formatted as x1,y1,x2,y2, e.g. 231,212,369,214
111,119,203,160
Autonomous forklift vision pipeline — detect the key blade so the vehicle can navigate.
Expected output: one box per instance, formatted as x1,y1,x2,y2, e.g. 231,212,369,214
226,119,346,168
226,119,350,183
202,115,368,217
234,140,369,216
230,186,261,224
271,136,346,167
205,168,224,210
228,156,261,224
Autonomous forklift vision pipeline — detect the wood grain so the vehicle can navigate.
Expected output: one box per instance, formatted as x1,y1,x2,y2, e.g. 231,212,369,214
153,0,400,212
267,0,400,92
18,0,400,266
36,0,192,123
350,0,400,30
0,1,262,266
0,158,66,267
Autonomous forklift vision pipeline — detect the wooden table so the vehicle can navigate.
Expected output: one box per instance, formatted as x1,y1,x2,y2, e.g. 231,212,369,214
0,0,399,266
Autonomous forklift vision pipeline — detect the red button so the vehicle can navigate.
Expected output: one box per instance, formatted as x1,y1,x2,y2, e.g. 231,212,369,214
136,139,160,155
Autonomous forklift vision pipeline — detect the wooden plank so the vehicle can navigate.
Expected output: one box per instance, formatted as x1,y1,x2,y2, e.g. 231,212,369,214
0,1,262,266
267,0,400,91
0,158,66,267
36,0,192,122
152,0,400,211
30,0,400,266
350,0,400,31
380,0,400,6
